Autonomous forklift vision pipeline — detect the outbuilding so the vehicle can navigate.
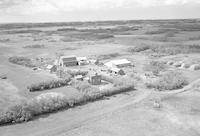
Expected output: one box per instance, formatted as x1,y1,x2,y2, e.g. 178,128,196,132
46,65,57,73
109,67,125,75
90,74,102,85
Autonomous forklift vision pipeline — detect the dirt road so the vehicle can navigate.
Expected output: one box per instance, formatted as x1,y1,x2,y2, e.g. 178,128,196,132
1,84,200,136
0,88,151,136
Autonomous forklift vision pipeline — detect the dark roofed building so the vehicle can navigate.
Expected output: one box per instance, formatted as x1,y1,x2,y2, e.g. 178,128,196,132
59,55,78,67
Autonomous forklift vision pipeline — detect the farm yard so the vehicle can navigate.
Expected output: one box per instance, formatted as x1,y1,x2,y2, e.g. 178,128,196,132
0,19,200,136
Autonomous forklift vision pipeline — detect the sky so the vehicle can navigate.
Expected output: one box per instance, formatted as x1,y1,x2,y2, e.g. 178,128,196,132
0,0,200,23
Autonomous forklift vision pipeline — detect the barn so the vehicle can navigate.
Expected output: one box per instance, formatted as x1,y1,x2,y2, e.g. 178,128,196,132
105,59,131,68
59,55,78,67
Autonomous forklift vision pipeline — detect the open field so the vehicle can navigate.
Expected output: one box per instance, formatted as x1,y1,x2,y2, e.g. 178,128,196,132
0,19,200,135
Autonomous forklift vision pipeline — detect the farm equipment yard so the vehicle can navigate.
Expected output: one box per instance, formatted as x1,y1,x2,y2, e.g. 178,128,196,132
1,19,200,136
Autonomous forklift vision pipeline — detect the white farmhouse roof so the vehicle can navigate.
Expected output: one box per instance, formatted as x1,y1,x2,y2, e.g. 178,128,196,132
104,62,114,68
46,65,53,69
60,55,76,59
77,57,87,61
111,67,121,72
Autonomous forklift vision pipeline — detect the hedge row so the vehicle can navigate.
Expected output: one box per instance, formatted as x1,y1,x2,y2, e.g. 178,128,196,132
0,81,134,125
146,71,188,91
67,70,88,77
8,56,36,68
28,78,71,92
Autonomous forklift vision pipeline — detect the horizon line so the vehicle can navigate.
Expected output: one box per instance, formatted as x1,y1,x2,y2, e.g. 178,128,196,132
0,17,200,25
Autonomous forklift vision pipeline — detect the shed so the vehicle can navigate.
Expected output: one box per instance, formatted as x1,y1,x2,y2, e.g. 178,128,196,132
59,55,78,67
47,65,57,73
90,74,102,85
110,67,125,75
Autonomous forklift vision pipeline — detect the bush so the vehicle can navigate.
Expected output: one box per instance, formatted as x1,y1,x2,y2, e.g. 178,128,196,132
67,70,88,77
28,78,71,92
0,93,67,125
0,78,134,125
145,61,167,75
145,29,178,35
151,44,200,55
8,56,36,67
146,71,188,91
57,28,77,31
128,44,200,55
23,44,45,49
0,102,33,125
128,44,150,53
98,53,120,60
56,69,72,79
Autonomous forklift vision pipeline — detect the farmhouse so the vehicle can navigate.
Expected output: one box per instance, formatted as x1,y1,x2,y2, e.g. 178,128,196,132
105,59,131,68
77,57,88,65
46,65,57,73
59,55,78,67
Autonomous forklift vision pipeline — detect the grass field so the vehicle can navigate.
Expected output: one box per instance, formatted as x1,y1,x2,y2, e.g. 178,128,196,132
0,19,200,135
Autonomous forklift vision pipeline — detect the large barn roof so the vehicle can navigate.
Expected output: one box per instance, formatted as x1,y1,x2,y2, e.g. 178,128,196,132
60,55,77,62
105,59,131,67
110,59,131,65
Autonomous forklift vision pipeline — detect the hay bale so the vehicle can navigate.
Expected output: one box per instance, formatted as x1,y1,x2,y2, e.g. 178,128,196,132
167,61,174,65
181,63,190,69
173,61,182,67
189,64,200,71
163,61,168,64
0,74,7,79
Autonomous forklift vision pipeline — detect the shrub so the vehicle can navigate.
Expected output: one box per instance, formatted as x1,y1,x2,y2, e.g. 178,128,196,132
8,56,36,67
23,44,45,49
128,44,200,55
0,93,67,125
0,102,33,125
128,44,150,53
56,69,72,79
57,28,77,31
71,80,92,92
95,34,114,39
28,78,71,92
165,32,175,37
0,78,134,125
151,44,200,55
67,70,88,77
98,53,120,60
145,61,167,75
145,29,178,35
146,71,188,91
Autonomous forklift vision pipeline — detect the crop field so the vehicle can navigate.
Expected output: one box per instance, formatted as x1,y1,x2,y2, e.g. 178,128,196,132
0,19,200,136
